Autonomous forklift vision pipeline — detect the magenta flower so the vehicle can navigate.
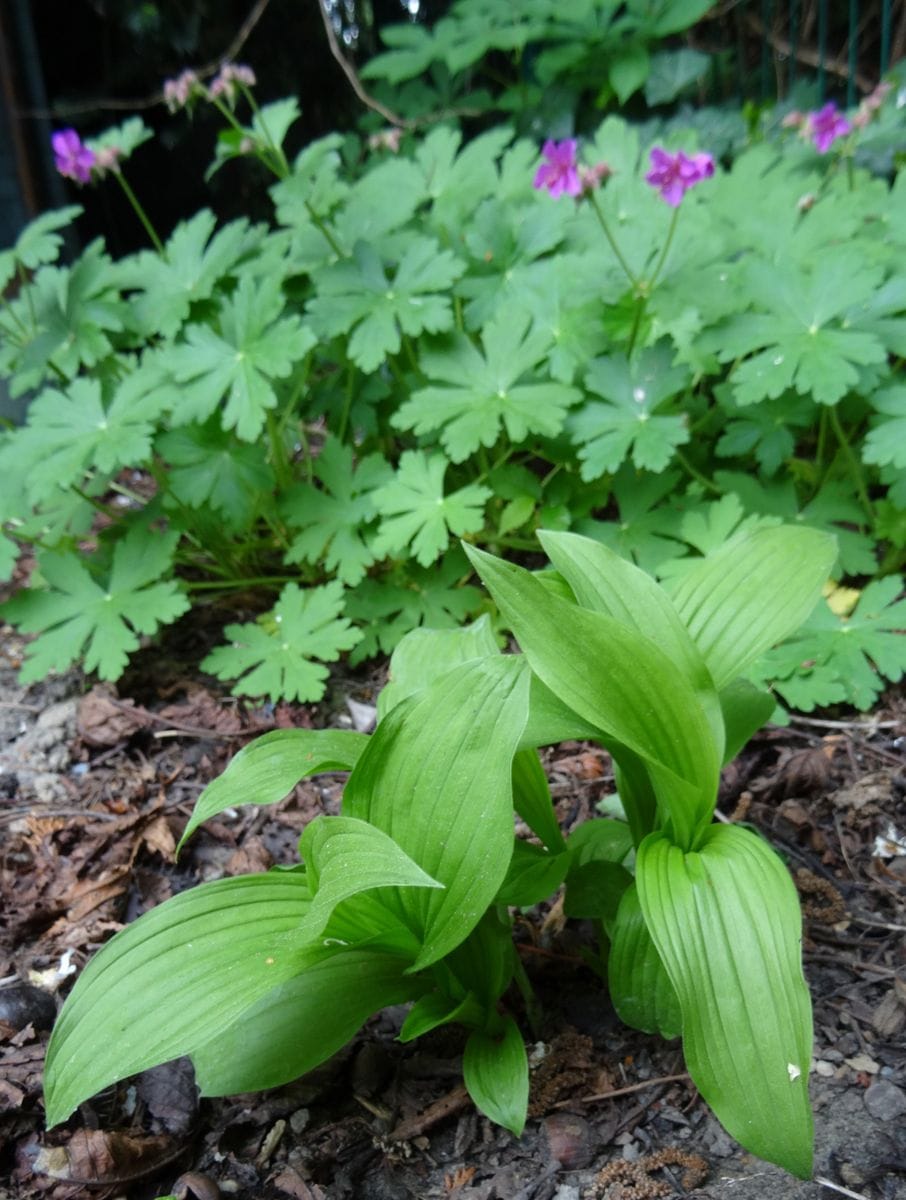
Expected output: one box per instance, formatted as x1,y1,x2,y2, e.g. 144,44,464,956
805,102,851,153
51,129,95,185
645,147,714,207
533,139,582,199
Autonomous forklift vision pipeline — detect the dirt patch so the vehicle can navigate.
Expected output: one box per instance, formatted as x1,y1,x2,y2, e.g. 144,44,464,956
1,632,905,1200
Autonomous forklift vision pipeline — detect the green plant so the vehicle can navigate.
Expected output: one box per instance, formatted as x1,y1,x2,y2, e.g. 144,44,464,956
359,0,718,126
1,79,903,711
44,523,834,1178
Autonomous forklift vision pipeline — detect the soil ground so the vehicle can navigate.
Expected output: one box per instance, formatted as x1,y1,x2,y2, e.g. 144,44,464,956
1,627,905,1200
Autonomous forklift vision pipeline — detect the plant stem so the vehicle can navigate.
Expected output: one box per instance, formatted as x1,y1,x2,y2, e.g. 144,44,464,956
674,448,722,495
648,206,681,290
112,171,165,256
266,411,293,491
828,404,874,520
510,943,542,1037
815,406,829,475
305,199,344,257
626,298,645,359
241,85,291,178
186,574,296,592
337,365,355,443
587,192,638,288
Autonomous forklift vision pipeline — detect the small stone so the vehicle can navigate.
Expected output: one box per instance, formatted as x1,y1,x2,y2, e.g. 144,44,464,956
0,982,56,1032
289,1108,310,1135
552,1187,580,1200
845,1053,880,1074
872,987,906,1038
813,1060,835,1077
864,1079,906,1121
542,1113,593,1169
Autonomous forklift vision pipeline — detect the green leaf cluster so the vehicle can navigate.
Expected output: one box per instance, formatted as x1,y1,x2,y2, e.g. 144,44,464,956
1,86,904,711
43,524,832,1178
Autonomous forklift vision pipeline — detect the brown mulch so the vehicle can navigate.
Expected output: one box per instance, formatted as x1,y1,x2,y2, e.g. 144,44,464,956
1,639,905,1200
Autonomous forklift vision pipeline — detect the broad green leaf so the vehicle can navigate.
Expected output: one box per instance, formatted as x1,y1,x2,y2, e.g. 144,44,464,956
637,826,813,1178
399,991,478,1042
371,450,490,567
512,746,566,853
394,313,580,463
178,729,366,852
563,860,632,922
521,674,603,750
44,872,314,1126
343,655,530,970
667,525,838,690
566,818,634,868
201,581,361,704
718,678,775,764
378,614,499,719
299,814,443,941
281,439,392,585
463,1016,528,1136
570,345,691,480
538,530,723,757
192,946,418,1095
442,905,517,1013
2,528,189,683
465,545,720,849
608,882,682,1039
494,839,569,907
712,471,874,579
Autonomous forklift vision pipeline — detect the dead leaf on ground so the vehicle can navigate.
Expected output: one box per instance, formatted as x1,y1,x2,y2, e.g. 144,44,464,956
35,1128,180,1183
78,686,148,747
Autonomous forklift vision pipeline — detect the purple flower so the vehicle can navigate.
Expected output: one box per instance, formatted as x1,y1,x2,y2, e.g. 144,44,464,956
51,129,95,185
805,102,851,153
533,139,582,199
645,147,714,207
209,62,256,103
163,69,201,113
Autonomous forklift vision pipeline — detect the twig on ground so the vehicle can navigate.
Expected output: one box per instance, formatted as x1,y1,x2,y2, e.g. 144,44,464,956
559,1071,691,1109
815,1175,871,1200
